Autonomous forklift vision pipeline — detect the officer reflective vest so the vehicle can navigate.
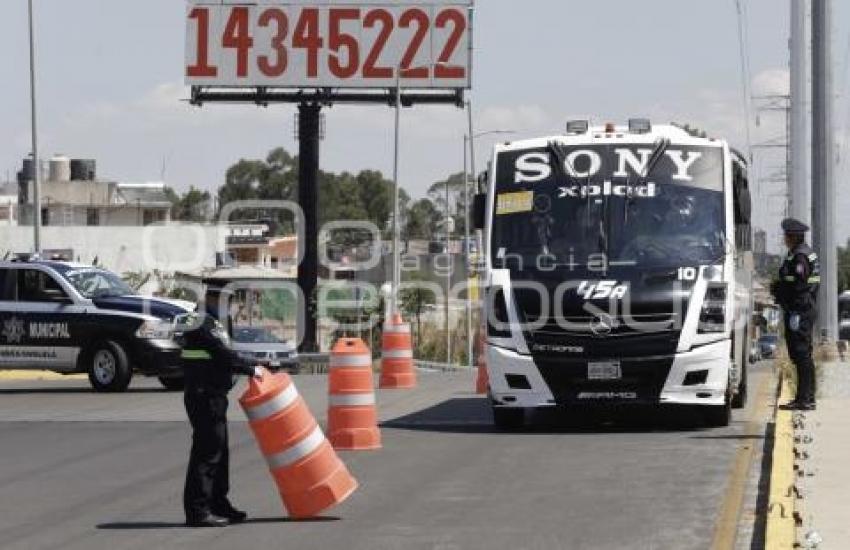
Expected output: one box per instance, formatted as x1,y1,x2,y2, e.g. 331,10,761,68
775,243,820,313
176,311,253,389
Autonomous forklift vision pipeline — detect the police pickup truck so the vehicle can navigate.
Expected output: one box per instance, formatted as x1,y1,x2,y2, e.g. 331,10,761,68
0,260,194,392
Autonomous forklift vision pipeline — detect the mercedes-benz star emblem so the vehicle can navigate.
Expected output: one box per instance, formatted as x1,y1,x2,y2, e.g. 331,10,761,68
589,315,615,336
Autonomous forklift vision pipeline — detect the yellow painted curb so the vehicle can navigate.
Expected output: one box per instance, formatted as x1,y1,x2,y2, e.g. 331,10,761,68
0,370,86,381
765,376,796,548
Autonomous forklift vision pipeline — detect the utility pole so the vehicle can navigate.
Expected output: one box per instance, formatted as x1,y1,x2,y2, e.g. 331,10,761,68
811,0,837,340
445,178,452,366
463,133,471,367
790,0,810,226
753,94,791,221
28,0,42,253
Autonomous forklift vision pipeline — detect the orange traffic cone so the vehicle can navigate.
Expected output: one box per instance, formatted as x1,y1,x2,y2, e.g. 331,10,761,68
380,313,416,389
240,369,358,519
475,359,489,395
327,338,381,451
475,332,489,395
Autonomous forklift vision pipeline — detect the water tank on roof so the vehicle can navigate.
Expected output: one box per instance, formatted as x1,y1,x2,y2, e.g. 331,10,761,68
19,158,35,183
49,155,71,182
70,159,96,181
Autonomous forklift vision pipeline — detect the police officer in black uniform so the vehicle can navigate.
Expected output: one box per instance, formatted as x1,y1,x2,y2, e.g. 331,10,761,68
177,286,261,527
771,218,820,411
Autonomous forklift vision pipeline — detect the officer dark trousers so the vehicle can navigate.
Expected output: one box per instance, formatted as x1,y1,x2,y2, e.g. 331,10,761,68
785,312,816,404
183,388,231,518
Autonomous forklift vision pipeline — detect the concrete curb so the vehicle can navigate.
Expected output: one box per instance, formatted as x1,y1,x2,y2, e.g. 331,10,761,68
0,370,86,381
765,375,796,548
413,360,473,372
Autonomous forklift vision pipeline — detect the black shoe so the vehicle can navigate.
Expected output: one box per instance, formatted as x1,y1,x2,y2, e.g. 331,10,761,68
185,514,229,528
211,505,247,524
798,402,816,411
779,400,804,410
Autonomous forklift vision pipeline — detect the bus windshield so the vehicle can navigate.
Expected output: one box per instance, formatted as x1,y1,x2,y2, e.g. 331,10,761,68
490,144,725,270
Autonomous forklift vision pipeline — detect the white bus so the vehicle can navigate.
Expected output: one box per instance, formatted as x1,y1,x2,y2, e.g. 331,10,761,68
474,121,753,428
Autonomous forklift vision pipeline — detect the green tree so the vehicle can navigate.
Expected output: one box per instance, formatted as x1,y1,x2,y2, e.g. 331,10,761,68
838,239,850,293
399,271,437,347
164,186,213,222
176,186,212,222
428,172,468,237
405,198,440,241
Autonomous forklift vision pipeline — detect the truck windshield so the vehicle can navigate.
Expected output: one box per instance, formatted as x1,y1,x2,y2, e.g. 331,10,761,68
63,268,134,299
490,144,725,270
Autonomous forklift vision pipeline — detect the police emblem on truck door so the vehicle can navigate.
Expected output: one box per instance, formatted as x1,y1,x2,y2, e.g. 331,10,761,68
2,317,25,344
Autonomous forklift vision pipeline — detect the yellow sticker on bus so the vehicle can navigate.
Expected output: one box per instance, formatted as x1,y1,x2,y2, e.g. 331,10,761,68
496,191,534,215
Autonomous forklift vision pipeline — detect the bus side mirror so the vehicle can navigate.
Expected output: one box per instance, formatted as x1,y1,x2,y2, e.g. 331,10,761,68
472,194,486,230
735,186,752,225
477,171,489,193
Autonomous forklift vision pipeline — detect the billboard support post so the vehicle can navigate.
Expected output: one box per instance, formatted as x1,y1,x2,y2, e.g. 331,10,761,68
298,102,321,353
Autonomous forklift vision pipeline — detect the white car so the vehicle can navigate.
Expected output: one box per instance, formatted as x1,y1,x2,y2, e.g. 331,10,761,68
232,326,297,371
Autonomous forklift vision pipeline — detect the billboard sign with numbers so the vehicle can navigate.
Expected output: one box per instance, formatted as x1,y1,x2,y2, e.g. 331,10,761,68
185,1,473,89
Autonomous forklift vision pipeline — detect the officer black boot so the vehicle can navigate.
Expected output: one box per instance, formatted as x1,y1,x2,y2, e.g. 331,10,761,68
185,513,229,528
211,502,248,524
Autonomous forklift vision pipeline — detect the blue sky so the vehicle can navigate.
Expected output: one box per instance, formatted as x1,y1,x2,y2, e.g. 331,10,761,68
1,1,848,250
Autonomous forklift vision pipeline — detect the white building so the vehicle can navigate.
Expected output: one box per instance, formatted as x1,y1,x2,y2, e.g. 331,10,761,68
0,183,18,227
16,155,172,227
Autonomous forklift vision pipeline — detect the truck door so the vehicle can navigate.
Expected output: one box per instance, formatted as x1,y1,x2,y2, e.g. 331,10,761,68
0,268,83,371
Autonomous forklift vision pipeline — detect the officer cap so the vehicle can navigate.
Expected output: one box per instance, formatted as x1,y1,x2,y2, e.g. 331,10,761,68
781,218,809,234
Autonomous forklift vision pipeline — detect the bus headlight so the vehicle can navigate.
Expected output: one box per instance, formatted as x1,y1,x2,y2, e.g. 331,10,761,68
136,320,175,340
698,283,727,333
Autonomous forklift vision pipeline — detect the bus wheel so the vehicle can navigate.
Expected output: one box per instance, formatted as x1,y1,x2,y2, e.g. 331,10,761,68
493,407,525,430
86,341,132,393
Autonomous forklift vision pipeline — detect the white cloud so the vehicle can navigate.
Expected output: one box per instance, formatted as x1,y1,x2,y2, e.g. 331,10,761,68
33,81,554,199
752,68,790,96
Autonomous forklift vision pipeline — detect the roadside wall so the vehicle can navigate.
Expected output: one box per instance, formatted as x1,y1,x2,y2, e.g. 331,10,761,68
0,224,225,274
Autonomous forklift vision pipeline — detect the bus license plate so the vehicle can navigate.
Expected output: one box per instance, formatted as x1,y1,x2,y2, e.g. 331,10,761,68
588,361,622,380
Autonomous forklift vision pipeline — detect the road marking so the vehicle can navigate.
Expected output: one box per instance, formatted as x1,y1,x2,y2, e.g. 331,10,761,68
764,377,796,548
709,369,775,550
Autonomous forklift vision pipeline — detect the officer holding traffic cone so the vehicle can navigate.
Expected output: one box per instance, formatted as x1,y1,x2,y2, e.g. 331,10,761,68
177,285,262,527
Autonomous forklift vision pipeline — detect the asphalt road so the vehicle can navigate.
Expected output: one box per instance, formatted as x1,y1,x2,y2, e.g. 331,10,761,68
0,364,775,550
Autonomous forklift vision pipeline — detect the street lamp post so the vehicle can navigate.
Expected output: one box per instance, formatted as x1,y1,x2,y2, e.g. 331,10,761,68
463,112,516,368
390,67,402,316
28,0,42,254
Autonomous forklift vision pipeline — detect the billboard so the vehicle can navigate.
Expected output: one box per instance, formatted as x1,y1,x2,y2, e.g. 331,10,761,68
185,1,473,89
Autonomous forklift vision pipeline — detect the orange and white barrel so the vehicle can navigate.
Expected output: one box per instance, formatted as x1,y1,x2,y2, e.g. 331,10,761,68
379,313,416,389
327,338,381,451
475,331,489,394
240,370,358,519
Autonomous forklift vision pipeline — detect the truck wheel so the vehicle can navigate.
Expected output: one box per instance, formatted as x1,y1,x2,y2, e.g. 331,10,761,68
158,376,185,391
493,407,525,430
87,341,132,393
732,362,748,409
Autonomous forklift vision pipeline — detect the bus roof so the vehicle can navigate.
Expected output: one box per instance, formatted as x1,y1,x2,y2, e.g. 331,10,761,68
494,124,728,155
